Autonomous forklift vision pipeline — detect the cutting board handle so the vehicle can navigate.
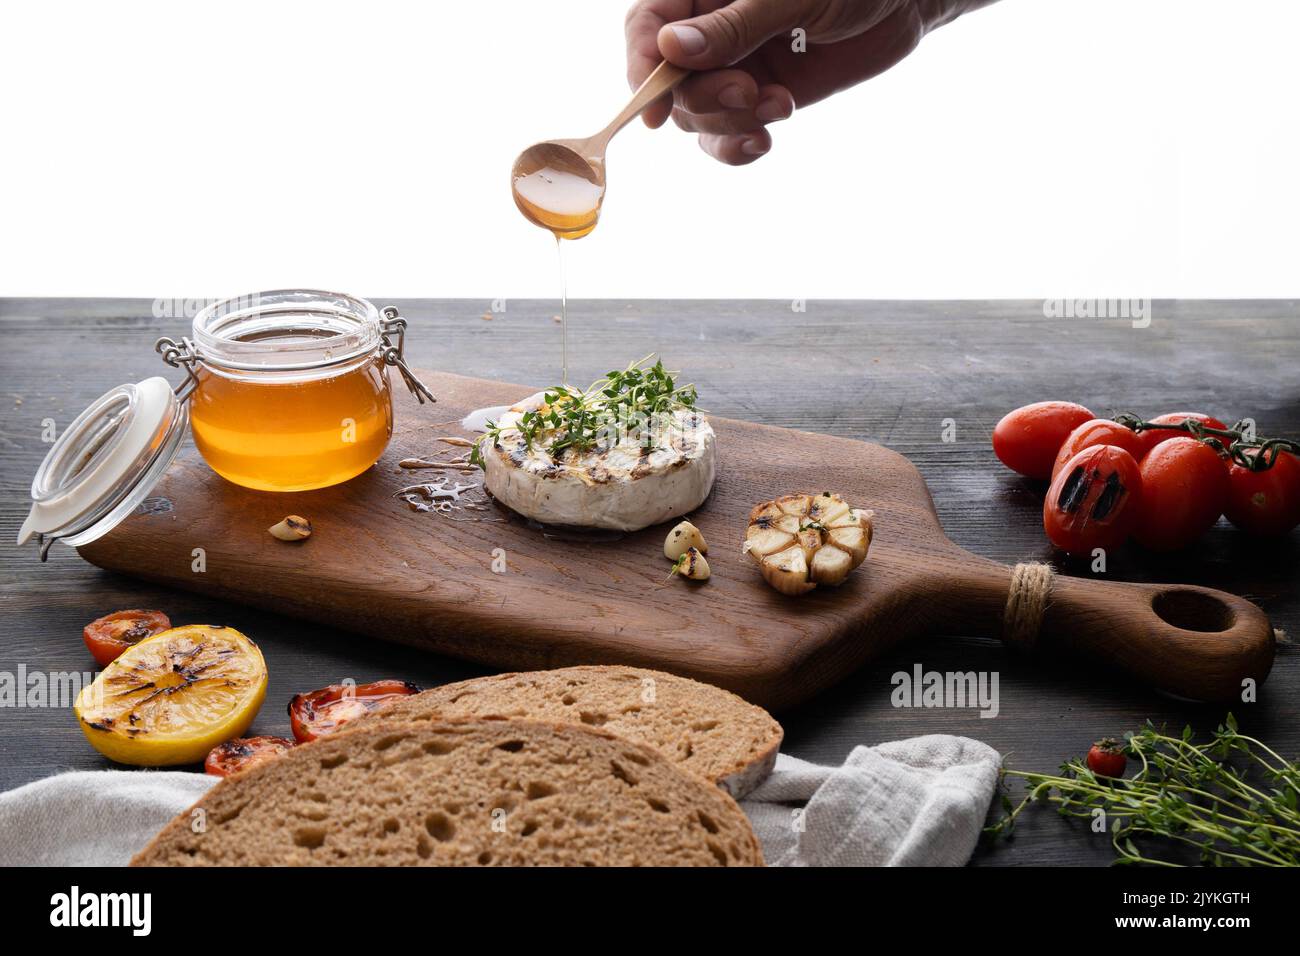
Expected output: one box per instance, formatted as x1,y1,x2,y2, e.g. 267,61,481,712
1033,573,1275,702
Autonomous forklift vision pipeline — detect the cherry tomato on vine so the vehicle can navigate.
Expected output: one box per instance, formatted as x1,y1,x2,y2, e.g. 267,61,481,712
1043,445,1142,555
288,679,422,742
204,736,295,777
1224,449,1300,536
82,609,171,667
993,401,1094,480
1133,437,1230,551
1135,412,1229,460
1050,419,1146,480
1086,738,1127,778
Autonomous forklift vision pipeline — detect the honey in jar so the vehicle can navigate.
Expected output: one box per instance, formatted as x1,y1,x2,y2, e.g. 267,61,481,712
186,291,420,492
190,354,392,492
17,290,434,560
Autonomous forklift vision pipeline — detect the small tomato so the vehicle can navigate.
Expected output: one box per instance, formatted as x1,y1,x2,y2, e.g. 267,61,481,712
1224,449,1300,536
993,401,1095,480
1086,738,1127,778
1051,419,1147,480
1135,412,1229,460
1133,437,1230,551
1044,445,1143,556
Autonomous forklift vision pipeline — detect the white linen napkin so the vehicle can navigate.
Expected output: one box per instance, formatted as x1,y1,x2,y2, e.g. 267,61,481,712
745,735,1002,866
0,770,214,867
0,735,1000,867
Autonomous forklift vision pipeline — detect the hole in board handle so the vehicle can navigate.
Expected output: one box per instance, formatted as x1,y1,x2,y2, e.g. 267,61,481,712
1151,589,1236,633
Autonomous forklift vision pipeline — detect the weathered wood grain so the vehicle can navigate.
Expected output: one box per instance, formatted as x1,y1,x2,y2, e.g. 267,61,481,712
71,368,1277,711
2,297,1297,868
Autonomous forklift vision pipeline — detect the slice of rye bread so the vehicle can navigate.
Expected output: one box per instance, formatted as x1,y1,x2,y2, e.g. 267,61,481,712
131,718,763,867
354,665,783,797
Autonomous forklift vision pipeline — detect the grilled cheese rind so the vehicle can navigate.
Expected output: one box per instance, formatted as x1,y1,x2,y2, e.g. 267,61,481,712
481,390,716,531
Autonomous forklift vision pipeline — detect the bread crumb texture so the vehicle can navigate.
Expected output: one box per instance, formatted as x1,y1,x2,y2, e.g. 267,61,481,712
358,665,782,796
132,718,763,867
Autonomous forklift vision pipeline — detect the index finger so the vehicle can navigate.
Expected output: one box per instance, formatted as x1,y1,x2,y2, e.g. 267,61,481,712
625,0,693,128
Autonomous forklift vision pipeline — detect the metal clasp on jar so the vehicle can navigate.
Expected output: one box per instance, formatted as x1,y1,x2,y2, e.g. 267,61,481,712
154,306,436,405
379,307,436,404
154,335,202,401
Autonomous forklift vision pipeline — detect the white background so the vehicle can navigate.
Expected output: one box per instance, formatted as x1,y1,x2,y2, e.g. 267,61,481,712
2,0,1297,300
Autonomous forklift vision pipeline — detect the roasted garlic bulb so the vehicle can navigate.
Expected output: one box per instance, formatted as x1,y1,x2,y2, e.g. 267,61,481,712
743,493,873,595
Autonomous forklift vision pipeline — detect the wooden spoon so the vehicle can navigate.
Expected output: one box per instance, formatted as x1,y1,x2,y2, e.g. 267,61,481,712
511,60,690,238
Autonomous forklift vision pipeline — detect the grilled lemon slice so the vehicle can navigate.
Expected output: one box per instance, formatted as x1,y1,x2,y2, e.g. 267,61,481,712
74,624,268,766
743,493,874,595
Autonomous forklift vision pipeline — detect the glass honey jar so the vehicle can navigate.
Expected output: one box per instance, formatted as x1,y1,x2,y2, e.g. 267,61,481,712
19,290,433,559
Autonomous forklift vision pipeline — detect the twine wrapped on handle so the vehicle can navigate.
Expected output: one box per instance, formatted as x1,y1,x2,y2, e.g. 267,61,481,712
1002,562,1055,651
1000,564,1289,651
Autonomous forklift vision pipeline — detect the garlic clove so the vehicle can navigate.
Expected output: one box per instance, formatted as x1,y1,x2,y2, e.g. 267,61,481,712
829,525,869,563
810,544,853,585
808,493,850,525
268,515,312,541
664,520,708,561
760,544,816,596
795,527,822,554
744,525,793,558
675,546,710,581
773,514,801,534
827,507,866,529
776,494,812,517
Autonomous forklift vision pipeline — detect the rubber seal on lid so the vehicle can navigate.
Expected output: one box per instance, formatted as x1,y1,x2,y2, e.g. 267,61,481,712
19,376,188,559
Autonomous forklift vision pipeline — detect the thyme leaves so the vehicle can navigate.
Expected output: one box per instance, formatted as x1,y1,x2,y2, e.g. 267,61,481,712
470,355,699,470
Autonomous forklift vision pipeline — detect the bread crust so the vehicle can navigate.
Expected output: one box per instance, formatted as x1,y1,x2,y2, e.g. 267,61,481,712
357,665,783,798
132,716,763,867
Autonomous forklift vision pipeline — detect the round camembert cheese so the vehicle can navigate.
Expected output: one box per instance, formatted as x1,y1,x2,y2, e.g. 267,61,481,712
481,391,716,531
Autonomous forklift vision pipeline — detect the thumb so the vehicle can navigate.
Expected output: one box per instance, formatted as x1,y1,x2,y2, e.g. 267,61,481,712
657,0,800,70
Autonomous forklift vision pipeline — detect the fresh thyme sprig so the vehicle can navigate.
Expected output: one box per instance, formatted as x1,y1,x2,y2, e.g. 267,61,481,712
469,355,699,469
986,715,1300,866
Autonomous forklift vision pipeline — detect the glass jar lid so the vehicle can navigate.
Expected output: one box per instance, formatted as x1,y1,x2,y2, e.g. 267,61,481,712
19,290,434,561
192,289,382,373
18,376,189,559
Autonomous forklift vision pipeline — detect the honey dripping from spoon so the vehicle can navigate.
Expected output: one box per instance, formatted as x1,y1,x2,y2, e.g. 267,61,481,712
511,147,603,387
510,60,690,386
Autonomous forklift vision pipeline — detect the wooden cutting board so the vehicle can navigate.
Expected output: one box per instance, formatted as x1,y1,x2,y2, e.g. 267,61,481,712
78,371,1275,710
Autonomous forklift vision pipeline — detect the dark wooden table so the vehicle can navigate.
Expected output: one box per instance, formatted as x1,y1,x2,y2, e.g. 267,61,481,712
2,297,1296,866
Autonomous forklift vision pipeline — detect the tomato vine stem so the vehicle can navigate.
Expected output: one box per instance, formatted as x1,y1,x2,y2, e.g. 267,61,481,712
1112,413,1300,471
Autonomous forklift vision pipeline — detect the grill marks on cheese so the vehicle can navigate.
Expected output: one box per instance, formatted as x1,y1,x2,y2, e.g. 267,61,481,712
483,392,717,530
495,401,707,484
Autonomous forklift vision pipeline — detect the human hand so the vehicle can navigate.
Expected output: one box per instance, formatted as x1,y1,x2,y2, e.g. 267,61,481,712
625,0,995,164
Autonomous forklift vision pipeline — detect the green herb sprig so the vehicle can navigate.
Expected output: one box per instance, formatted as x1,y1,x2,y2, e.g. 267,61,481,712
470,355,699,469
986,715,1300,866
